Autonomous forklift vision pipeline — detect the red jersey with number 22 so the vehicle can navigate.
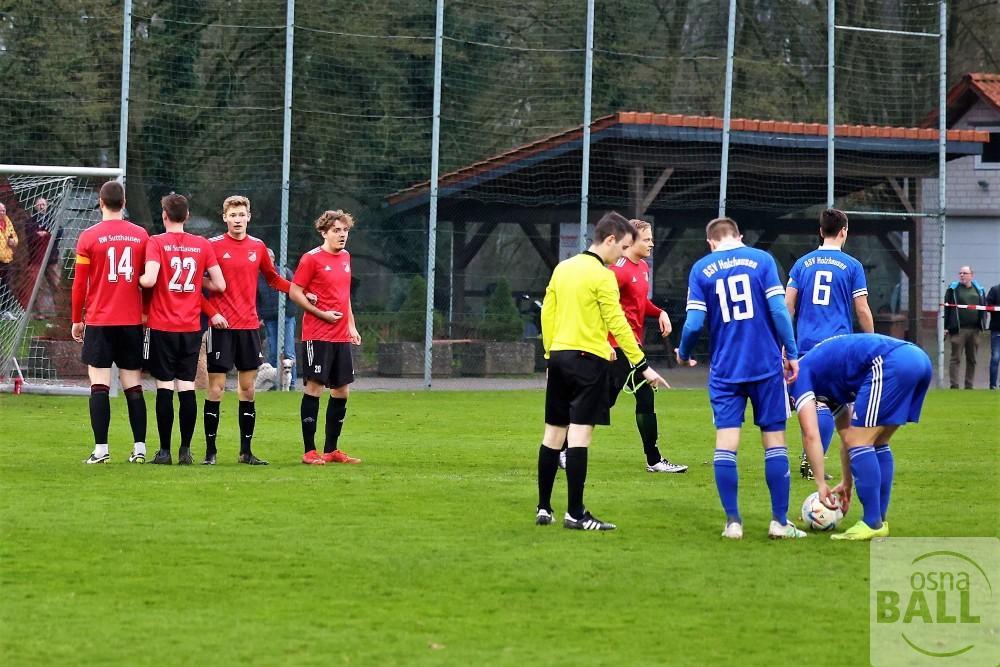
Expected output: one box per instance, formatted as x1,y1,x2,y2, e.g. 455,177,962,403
146,232,219,332
293,247,351,343
74,219,148,326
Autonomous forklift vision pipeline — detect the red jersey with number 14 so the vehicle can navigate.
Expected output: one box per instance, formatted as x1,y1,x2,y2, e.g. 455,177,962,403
74,219,148,326
608,256,662,348
146,231,219,332
293,247,352,343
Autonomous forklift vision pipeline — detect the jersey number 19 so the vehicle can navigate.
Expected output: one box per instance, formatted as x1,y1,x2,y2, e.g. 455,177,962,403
715,274,754,323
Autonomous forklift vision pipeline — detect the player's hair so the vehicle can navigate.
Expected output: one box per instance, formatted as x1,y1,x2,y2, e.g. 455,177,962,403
222,195,250,215
629,219,652,236
99,180,125,212
592,211,633,243
706,217,740,240
819,208,848,238
161,193,189,223
314,209,355,233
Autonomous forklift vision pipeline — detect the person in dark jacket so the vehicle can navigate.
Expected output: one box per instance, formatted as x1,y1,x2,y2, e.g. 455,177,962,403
986,281,1000,390
257,248,299,388
943,265,986,389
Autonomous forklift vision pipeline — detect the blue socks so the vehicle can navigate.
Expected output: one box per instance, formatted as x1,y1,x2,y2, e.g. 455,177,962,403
816,404,834,455
763,446,790,524
713,449,740,523
875,445,894,521
848,446,882,529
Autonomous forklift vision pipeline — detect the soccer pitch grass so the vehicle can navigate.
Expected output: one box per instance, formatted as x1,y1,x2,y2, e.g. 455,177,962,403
1,388,996,666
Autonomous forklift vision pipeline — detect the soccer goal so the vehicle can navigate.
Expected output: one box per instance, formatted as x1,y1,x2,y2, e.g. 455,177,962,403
0,165,123,395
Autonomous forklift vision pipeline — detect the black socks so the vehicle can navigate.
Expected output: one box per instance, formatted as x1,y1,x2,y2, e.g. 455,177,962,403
124,385,146,444
323,397,347,453
155,388,173,452
178,390,196,450
537,445,560,512
301,394,320,453
89,384,111,445
636,413,662,466
203,399,221,455
565,447,589,520
239,400,256,455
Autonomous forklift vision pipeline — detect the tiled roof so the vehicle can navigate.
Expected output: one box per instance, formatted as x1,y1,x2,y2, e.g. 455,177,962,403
388,111,988,206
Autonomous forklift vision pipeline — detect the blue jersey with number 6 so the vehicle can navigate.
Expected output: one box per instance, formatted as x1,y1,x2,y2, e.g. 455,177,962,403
787,248,867,354
686,245,785,383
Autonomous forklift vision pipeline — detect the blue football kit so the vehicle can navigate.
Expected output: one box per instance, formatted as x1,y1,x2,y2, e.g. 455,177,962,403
787,248,868,354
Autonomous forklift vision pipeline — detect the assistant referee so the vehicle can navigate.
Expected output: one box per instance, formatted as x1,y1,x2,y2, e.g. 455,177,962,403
535,213,667,531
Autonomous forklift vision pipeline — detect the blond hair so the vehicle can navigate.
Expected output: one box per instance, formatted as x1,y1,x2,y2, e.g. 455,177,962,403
706,216,740,241
314,209,355,233
629,218,652,235
222,195,250,215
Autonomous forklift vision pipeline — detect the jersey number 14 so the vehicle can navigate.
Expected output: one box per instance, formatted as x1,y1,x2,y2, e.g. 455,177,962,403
106,246,134,283
715,274,754,322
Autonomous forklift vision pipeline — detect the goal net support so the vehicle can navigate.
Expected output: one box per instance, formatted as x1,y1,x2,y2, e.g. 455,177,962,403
0,165,123,395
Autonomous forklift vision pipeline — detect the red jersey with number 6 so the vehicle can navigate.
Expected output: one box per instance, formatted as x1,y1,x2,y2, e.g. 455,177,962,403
293,247,351,343
74,219,149,326
145,231,219,332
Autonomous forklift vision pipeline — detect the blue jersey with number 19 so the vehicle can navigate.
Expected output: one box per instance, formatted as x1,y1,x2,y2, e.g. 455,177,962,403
787,248,867,354
686,245,786,383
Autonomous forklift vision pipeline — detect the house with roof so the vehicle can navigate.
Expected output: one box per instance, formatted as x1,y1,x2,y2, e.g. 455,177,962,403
920,73,1000,334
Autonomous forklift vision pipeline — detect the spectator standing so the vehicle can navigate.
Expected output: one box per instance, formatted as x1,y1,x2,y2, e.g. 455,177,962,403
943,265,987,389
986,281,1000,391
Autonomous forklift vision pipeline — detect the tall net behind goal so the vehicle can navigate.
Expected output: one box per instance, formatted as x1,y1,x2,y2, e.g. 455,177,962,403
0,167,122,394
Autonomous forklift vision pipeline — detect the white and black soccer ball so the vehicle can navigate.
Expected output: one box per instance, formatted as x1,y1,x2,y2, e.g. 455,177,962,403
801,491,844,531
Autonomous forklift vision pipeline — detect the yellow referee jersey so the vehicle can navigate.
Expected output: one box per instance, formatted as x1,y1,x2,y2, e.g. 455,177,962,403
541,251,646,366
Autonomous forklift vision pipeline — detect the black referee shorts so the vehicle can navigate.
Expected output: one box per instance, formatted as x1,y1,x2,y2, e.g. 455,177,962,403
206,328,264,373
302,340,354,389
143,329,202,382
545,350,611,427
81,324,144,370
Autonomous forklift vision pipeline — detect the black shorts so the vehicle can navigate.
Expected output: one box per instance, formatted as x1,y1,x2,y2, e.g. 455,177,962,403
608,350,631,407
544,350,611,427
143,329,202,382
302,340,354,388
206,328,264,373
81,324,144,370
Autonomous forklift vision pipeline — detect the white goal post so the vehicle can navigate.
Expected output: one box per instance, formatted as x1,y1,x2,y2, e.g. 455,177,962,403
0,165,123,395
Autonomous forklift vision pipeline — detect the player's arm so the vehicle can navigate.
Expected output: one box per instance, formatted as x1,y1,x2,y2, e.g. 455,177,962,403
139,259,159,288
70,250,91,342
829,408,855,514
289,282,340,323
200,294,228,328
793,394,835,506
784,285,799,319
598,275,666,387
346,300,361,345
260,247,293,293
850,266,874,333
204,264,226,294
676,275,705,366
765,279,799,382
540,280,556,358
644,298,670,336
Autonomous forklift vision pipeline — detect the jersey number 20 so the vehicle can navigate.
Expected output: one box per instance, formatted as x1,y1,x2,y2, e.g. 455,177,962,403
715,274,754,322
168,256,197,293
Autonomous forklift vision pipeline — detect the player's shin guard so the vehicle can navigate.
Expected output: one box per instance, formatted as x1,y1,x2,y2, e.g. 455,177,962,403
89,384,111,447
323,397,347,453
300,394,319,453
874,445,894,521
564,447,589,520
713,449,741,523
817,405,835,455
635,412,662,466
124,385,146,445
537,445,560,512
203,399,221,455
848,446,882,529
238,400,256,455
763,446,790,525
155,388,174,451
178,390,197,450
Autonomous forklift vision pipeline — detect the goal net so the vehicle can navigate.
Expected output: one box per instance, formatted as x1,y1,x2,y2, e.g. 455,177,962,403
0,165,123,395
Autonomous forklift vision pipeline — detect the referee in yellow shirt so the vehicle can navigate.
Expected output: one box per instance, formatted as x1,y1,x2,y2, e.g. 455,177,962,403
536,213,667,531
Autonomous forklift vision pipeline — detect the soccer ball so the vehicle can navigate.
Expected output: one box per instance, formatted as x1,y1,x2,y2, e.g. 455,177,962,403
801,491,844,531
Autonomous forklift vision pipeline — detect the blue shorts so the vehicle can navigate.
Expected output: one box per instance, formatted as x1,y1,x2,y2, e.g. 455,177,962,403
851,343,932,427
709,372,790,431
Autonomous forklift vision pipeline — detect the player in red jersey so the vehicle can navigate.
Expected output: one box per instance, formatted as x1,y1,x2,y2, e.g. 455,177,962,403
608,219,687,473
289,210,363,465
199,195,296,466
71,180,149,464
139,193,226,465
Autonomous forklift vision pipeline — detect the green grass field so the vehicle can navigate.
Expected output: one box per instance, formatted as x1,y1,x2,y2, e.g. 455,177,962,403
1,388,997,666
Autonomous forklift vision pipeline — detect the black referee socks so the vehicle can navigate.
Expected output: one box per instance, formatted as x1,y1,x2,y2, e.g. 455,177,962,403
565,447,589,520
537,445,560,512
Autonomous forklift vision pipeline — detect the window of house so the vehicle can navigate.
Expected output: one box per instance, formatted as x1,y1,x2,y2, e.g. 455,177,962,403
975,131,1000,169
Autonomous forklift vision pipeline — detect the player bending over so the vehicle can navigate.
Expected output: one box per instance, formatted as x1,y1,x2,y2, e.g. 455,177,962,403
139,193,226,465
789,333,931,541
71,180,149,464
785,209,873,479
676,216,810,540
289,210,362,466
